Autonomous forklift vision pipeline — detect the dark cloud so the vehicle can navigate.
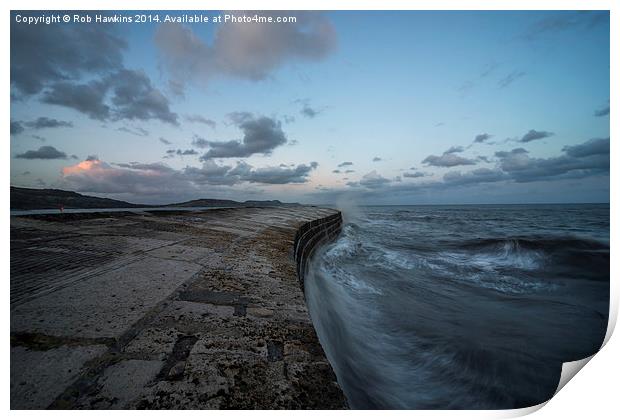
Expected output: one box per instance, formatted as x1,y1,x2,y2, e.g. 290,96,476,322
23,117,73,130
300,104,320,118
117,126,149,137
594,105,610,117
185,114,216,128
166,149,199,156
13,20,179,126
519,129,554,143
474,133,492,143
10,121,24,135
159,137,172,145
43,80,111,120
108,69,178,125
295,99,323,119
372,157,382,162
191,135,210,148
237,162,318,184
201,115,288,159
43,70,178,125
495,138,609,182
422,147,477,167
337,161,353,167
10,17,126,96
345,169,355,174
444,146,465,154
403,171,426,178
15,145,67,159
562,137,609,158
498,71,526,88
332,169,341,174
154,12,336,90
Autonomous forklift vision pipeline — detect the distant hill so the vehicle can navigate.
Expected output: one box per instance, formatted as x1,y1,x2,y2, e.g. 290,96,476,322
11,186,300,210
169,198,298,208
10,187,145,210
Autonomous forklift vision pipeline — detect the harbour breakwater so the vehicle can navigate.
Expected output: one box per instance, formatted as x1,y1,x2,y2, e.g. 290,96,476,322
11,207,347,409
294,212,343,288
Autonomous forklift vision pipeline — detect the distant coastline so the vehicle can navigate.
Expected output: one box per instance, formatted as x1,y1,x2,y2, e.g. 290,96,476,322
10,186,300,211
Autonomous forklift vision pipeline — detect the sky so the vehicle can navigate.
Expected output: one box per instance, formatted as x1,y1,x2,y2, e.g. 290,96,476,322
10,10,610,205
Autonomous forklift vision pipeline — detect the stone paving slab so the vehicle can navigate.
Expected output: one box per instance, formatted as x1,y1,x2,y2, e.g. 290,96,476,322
10,207,346,409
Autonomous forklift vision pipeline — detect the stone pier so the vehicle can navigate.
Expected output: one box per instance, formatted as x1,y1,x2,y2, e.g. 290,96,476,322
10,207,346,409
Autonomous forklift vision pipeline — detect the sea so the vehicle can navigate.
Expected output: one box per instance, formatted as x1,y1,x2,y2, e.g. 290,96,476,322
305,204,609,409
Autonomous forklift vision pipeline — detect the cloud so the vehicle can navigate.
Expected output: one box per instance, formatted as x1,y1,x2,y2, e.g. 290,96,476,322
444,146,465,154
403,171,426,178
353,170,392,189
43,80,111,120
201,115,288,159
295,99,323,118
300,104,320,118
61,157,318,195
495,138,609,182
107,69,178,125
191,135,210,148
10,16,126,96
337,161,353,167
185,114,217,128
332,169,341,174
42,70,178,125
22,117,73,130
562,137,609,158
117,126,149,136
236,161,318,184
10,121,24,135
313,137,609,202
474,133,493,143
372,157,382,162
31,135,46,142
519,129,554,143
15,145,68,159
11,18,179,127
345,169,355,174
594,104,610,117
443,168,508,186
62,158,191,195
159,137,172,145
498,71,526,88
154,12,336,90
422,147,477,167
166,149,199,156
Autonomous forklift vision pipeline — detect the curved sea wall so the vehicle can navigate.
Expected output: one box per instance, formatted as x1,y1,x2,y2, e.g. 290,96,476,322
294,211,343,288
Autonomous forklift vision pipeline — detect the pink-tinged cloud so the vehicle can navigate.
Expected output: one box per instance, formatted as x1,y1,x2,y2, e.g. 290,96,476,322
60,158,319,197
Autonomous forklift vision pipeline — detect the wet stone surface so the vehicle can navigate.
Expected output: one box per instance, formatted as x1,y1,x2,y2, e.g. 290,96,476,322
10,207,346,409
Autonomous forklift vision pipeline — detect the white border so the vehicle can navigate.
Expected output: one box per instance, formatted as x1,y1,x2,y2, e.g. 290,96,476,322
3,1,617,419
